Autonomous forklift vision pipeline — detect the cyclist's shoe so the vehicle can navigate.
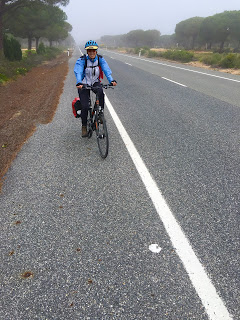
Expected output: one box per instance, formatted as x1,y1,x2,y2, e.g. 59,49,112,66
82,126,88,137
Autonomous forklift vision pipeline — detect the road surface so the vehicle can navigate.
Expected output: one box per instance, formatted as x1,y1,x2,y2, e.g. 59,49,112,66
0,49,239,319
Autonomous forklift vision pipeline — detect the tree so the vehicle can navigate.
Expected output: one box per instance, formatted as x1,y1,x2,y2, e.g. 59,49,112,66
0,0,69,52
124,29,161,47
144,30,161,47
45,21,72,46
125,29,145,47
225,11,240,48
199,11,240,51
175,17,204,49
199,16,216,49
3,33,22,60
3,3,71,49
43,5,71,46
158,34,176,48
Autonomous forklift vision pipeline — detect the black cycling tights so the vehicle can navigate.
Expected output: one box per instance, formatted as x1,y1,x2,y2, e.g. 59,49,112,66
78,82,104,126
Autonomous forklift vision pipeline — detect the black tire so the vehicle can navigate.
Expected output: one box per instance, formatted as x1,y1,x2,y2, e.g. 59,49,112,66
87,119,93,138
96,114,109,158
87,109,93,138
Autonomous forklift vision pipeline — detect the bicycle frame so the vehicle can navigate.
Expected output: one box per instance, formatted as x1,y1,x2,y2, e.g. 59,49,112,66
83,83,113,158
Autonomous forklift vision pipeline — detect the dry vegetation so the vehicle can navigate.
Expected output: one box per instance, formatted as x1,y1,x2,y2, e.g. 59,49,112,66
0,53,69,189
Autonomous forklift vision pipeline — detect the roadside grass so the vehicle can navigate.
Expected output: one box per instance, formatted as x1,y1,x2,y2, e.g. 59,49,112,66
0,47,63,85
116,47,240,69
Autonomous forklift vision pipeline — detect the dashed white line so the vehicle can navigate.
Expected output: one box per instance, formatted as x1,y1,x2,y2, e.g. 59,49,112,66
162,77,187,87
125,62,132,66
105,50,240,83
105,94,233,320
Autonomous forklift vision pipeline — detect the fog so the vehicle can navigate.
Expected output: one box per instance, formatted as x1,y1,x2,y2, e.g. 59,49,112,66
63,0,240,45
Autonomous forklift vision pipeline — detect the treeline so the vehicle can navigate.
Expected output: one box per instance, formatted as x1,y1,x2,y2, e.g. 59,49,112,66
100,10,240,52
0,0,72,56
101,29,161,49
175,11,240,51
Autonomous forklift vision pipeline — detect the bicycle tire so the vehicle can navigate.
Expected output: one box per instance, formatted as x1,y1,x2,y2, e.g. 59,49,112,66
87,119,93,138
87,108,93,138
96,114,109,158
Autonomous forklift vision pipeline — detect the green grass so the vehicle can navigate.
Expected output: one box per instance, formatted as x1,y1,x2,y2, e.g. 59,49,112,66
114,47,240,69
145,48,240,68
197,52,240,69
0,47,63,85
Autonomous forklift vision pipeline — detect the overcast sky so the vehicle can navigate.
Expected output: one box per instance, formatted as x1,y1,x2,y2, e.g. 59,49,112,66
62,0,240,45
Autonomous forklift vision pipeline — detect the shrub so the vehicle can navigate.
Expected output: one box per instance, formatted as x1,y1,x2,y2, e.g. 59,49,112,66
126,48,135,54
147,50,160,58
37,43,46,55
234,55,240,68
200,53,222,66
3,34,22,61
219,53,236,68
43,47,61,60
16,67,27,75
0,46,64,84
0,73,9,84
134,47,141,54
24,49,37,57
160,50,194,62
233,48,240,53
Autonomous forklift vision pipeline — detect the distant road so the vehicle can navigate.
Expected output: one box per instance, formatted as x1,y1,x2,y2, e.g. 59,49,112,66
101,49,240,108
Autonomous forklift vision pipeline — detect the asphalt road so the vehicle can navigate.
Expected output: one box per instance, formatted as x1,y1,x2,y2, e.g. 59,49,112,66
0,49,239,320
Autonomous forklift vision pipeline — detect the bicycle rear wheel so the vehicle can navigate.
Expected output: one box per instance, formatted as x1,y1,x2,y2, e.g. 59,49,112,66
87,108,93,138
96,114,109,158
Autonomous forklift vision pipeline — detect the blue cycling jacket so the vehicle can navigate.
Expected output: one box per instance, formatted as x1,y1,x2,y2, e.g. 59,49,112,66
74,54,114,85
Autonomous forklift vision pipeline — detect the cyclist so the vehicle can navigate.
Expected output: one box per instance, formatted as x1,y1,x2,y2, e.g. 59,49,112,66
74,40,117,137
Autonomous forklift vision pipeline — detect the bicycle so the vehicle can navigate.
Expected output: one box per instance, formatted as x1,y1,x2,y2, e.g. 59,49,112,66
84,83,114,159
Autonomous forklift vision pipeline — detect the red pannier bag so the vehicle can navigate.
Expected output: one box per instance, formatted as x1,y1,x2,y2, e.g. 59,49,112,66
72,97,81,118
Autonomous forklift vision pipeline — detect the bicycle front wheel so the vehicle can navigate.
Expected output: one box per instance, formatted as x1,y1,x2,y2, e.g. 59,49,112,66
95,114,109,158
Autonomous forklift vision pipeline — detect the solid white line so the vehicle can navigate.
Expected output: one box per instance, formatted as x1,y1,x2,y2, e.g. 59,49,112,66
162,77,187,87
106,50,240,83
125,62,132,66
105,94,232,320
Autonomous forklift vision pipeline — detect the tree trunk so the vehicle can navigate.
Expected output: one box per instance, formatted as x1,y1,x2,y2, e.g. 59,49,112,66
0,0,5,52
219,41,225,52
35,37,40,50
191,36,196,50
28,36,32,50
49,40,52,47
206,42,212,50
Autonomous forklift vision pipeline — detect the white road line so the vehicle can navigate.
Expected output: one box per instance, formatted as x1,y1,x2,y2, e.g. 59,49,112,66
105,50,240,83
105,94,232,320
125,62,132,66
162,77,187,87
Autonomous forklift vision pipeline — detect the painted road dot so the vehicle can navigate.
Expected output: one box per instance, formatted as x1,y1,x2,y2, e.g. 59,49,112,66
149,244,162,253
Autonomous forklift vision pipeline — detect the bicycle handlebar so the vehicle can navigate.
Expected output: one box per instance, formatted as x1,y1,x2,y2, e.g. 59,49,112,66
82,83,114,90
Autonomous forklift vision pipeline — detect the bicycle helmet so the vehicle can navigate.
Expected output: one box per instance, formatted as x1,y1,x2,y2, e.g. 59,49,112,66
85,40,99,50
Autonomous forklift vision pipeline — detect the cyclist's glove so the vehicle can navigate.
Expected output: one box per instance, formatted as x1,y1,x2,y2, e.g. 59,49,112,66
111,80,117,85
76,83,82,87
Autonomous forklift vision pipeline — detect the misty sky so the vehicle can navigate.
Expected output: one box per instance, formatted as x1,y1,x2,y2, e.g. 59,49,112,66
62,0,240,44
